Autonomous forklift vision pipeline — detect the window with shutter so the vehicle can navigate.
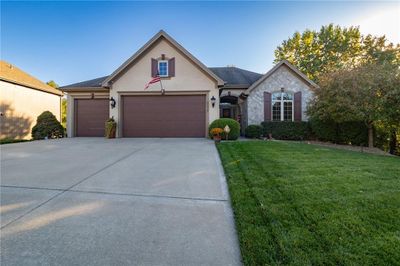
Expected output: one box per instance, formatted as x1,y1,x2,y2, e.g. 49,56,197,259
271,92,294,121
158,60,168,77
151,58,158,77
264,92,272,122
152,57,175,78
294,91,302,121
168,57,175,77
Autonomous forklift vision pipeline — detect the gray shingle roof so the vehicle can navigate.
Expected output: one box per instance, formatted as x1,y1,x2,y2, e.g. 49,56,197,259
61,76,109,89
60,67,262,90
209,67,262,87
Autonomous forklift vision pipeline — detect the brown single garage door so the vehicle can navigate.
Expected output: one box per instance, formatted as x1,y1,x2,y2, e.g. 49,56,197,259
75,99,109,137
122,95,206,137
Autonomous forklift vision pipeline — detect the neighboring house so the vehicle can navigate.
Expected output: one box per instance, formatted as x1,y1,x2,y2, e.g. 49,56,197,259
60,30,318,138
0,61,63,139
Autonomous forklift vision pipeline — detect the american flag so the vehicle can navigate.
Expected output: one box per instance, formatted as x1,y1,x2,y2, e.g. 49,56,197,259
144,76,161,90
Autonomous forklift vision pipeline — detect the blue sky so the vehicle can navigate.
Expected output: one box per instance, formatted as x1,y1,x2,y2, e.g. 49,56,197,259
1,1,399,86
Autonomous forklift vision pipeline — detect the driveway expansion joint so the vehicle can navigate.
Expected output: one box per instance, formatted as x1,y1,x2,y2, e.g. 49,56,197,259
1,185,228,203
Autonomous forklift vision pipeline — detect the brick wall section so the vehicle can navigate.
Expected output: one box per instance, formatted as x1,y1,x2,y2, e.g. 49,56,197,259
247,65,314,125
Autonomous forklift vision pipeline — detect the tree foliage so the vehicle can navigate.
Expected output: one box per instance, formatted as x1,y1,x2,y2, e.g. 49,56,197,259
46,80,59,89
61,98,67,128
276,24,400,151
308,63,400,148
274,24,400,82
47,80,67,129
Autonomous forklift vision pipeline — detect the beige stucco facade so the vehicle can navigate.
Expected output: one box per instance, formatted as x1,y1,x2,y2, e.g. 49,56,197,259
109,38,220,137
0,80,61,139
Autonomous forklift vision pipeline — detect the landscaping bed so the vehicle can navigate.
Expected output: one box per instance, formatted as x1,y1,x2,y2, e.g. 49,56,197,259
305,140,392,156
217,141,400,265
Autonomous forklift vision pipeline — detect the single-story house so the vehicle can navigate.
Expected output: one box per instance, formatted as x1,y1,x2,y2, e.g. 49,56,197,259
0,60,63,140
60,30,318,138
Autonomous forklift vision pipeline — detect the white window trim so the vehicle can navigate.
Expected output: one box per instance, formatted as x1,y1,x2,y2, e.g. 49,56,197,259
158,60,169,77
271,92,294,122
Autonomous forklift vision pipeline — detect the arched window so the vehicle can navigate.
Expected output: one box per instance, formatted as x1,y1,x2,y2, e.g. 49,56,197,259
272,92,293,121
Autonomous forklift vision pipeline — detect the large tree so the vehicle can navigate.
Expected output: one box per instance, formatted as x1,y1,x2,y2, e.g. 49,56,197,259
308,63,400,148
61,98,67,128
47,80,67,128
274,24,400,82
46,80,59,89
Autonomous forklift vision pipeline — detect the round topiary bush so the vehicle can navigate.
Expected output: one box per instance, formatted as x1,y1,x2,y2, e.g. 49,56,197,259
208,118,240,140
31,111,64,140
245,125,263,139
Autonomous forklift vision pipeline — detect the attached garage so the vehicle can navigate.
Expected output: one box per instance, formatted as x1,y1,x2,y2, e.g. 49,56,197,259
61,31,223,138
122,95,206,137
74,99,109,137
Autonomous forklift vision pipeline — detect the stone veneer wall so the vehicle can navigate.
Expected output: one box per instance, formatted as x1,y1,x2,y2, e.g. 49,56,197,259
247,65,314,125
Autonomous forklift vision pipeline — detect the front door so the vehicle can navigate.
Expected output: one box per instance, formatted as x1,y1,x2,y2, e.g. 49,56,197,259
222,108,232,118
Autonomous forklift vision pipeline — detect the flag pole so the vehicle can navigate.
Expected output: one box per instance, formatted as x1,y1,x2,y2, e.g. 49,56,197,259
159,74,165,95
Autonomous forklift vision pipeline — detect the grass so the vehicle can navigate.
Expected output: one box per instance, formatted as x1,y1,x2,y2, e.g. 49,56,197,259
0,138,31,145
217,140,400,266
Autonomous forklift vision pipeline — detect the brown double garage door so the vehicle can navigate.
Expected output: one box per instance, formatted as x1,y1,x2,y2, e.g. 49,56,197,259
75,95,206,137
122,95,206,137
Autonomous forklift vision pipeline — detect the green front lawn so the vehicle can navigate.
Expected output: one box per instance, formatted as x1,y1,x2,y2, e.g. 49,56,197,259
0,138,31,145
217,141,400,265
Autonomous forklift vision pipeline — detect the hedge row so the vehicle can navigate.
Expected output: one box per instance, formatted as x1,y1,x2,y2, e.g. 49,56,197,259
246,120,370,145
261,121,311,140
309,119,368,146
245,125,263,138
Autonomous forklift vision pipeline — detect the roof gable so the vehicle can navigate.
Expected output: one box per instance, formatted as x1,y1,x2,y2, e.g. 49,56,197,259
0,61,63,96
102,30,224,87
245,60,318,94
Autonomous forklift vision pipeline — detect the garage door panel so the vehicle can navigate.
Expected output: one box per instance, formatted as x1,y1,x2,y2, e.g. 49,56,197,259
75,99,109,137
122,95,206,137
131,112,204,121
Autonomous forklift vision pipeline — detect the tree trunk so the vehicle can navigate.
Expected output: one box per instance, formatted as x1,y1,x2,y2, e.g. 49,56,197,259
367,123,374,148
389,129,397,155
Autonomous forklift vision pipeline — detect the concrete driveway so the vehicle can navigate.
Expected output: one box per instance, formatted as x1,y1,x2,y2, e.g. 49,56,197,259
0,138,241,266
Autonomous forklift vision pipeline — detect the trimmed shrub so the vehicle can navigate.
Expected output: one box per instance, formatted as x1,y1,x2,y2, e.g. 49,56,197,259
310,119,368,146
208,118,240,140
309,119,338,142
31,111,64,140
261,121,311,140
245,125,263,139
337,121,368,146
